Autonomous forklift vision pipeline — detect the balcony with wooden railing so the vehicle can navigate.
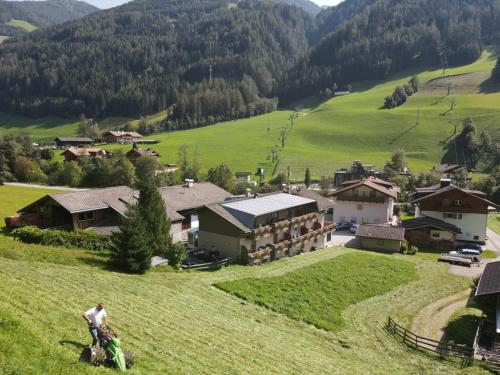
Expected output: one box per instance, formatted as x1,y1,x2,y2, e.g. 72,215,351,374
251,212,320,239
335,195,386,203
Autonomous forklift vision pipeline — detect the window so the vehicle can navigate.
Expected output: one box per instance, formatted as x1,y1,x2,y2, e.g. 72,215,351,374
327,232,332,242
473,235,479,241
443,213,462,220
442,199,451,207
431,232,440,239
78,211,95,221
357,204,363,211
350,217,357,224
455,200,463,206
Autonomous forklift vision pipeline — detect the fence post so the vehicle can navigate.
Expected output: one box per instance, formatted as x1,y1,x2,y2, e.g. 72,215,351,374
415,335,418,349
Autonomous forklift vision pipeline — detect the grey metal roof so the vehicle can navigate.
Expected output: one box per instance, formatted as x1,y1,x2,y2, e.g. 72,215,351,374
476,262,500,296
221,193,315,217
402,216,462,234
159,182,232,221
355,224,406,241
49,186,136,214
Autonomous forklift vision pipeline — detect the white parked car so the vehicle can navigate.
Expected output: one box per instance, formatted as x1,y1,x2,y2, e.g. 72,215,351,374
350,224,360,233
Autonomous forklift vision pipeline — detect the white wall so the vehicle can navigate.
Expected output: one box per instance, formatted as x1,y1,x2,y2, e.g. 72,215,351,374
171,222,184,243
333,199,393,224
420,210,487,243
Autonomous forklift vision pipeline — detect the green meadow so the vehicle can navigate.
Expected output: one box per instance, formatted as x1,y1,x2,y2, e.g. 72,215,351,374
7,19,37,32
1,50,500,178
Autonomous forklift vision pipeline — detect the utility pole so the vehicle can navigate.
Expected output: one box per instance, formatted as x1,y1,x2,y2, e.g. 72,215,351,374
416,107,420,126
209,64,213,83
287,166,291,187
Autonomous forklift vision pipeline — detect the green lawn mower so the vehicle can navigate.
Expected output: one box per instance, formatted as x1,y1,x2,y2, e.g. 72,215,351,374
80,325,134,371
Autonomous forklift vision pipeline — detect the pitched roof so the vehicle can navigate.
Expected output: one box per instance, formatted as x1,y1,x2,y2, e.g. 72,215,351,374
105,131,142,138
476,261,500,296
221,193,315,216
19,186,136,215
159,182,232,220
330,178,399,199
127,148,160,157
286,187,334,212
355,224,406,241
402,216,462,233
204,204,251,233
432,164,462,174
61,147,106,157
55,137,93,142
411,184,499,208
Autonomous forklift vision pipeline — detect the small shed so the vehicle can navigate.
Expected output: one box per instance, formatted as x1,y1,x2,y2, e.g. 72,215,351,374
355,224,405,252
402,216,461,250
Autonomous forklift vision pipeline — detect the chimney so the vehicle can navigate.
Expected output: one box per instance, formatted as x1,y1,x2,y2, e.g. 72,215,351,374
245,188,252,198
440,178,451,188
184,178,194,188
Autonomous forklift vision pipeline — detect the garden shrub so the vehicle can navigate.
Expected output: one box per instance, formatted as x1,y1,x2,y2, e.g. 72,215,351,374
11,226,111,250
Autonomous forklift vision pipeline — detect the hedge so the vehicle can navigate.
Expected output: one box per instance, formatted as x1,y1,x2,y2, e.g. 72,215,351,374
11,226,111,251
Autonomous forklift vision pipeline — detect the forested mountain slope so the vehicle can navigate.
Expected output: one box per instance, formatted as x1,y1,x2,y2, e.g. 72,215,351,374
1,0,500,125
0,0,312,123
278,0,500,101
0,0,98,36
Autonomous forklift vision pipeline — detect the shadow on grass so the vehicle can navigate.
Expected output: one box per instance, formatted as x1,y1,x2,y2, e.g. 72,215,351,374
442,314,481,347
479,77,500,94
59,340,87,349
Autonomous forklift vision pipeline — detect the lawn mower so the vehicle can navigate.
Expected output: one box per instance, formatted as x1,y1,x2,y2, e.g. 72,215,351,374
80,325,134,371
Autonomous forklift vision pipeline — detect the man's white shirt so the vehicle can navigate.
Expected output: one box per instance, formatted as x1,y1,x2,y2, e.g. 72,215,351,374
85,307,107,328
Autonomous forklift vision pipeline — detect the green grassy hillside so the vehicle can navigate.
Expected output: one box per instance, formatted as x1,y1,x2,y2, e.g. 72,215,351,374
104,50,500,177
0,113,131,142
0,184,487,374
2,50,499,178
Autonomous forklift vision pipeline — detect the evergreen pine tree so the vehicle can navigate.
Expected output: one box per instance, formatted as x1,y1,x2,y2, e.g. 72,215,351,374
110,205,151,273
137,182,172,255
304,167,311,188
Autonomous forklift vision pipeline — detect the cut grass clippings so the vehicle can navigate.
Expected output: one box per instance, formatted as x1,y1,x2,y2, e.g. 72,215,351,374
215,253,417,331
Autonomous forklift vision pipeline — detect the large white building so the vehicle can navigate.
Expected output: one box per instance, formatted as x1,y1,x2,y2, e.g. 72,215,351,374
411,180,499,244
329,177,399,225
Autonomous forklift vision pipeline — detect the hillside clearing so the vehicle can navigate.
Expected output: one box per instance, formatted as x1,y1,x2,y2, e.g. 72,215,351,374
7,19,37,32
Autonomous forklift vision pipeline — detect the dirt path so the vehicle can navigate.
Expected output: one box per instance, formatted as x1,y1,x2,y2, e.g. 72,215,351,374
412,289,471,341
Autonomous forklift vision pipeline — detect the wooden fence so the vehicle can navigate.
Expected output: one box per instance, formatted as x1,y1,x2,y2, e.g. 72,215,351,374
386,316,474,368
181,258,232,271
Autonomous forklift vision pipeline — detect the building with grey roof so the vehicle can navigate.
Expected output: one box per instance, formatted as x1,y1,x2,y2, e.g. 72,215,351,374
15,182,231,241
198,191,336,265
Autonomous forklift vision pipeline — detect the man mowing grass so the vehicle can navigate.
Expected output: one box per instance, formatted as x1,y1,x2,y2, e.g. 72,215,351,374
82,303,109,347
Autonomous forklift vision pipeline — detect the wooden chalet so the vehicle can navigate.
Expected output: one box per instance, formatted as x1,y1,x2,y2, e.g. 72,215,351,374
61,147,108,162
103,131,143,144
55,137,93,148
402,216,461,250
